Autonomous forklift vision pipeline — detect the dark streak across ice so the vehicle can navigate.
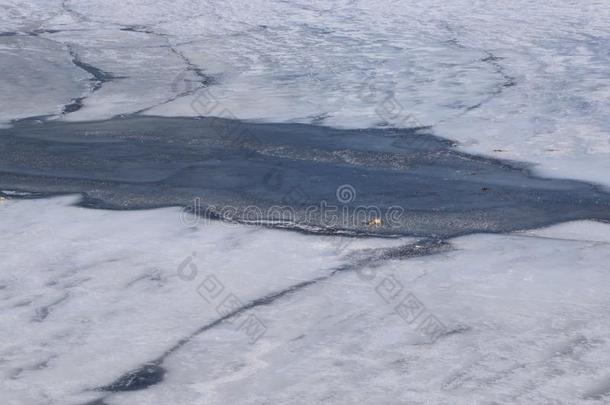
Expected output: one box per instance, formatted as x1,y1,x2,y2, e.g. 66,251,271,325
68,46,126,92
472,50,517,103
29,29,62,35
82,399,110,405
62,97,85,114
118,25,217,113
119,26,157,35
86,239,449,400
458,49,516,114
0,29,118,115
33,293,69,322
439,22,516,115
62,46,126,114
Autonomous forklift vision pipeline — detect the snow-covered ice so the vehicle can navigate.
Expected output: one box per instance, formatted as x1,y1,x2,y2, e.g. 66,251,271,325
1,197,610,404
1,0,608,186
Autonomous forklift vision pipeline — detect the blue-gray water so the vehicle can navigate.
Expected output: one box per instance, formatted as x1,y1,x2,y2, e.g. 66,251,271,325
1,115,608,238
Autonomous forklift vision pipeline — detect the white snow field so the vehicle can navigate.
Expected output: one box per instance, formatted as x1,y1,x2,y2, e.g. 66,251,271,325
1,197,610,404
1,1,610,404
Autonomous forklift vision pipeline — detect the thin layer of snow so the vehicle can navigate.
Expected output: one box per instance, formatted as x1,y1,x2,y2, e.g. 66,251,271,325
0,35,88,122
1,0,608,186
1,196,609,404
0,196,408,404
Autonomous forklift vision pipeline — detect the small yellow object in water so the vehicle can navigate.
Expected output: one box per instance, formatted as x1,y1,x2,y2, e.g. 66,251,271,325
368,218,382,226
0,196,6,203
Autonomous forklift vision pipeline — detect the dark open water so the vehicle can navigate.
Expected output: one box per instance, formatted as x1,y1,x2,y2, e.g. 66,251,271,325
1,115,609,238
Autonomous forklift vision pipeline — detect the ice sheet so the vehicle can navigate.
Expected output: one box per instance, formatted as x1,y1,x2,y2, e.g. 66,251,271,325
1,197,609,404
1,0,608,186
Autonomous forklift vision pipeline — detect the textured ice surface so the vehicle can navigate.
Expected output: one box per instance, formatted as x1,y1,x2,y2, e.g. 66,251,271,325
0,35,88,122
0,0,608,185
0,196,409,404
1,197,610,404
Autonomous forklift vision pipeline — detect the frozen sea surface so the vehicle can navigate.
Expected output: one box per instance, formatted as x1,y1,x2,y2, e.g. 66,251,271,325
1,0,608,185
1,1,610,404
1,197,610,404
